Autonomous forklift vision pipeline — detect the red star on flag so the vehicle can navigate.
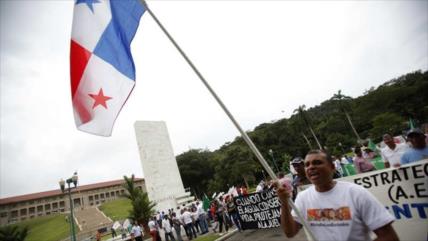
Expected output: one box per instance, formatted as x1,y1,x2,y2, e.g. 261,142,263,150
88,88,112,109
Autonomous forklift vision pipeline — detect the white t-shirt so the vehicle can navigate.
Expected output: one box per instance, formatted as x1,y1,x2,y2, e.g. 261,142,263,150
131,225,142,237
197,203,205,215
181,211,193,224
148,220,157,232
162,219,172,233
334,159,343,174
341,157,349,165
381,143,408,167
175,210,181,218
292,181,394,241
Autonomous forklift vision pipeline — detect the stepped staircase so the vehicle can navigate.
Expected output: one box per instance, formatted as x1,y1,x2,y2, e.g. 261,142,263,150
74,207,112,232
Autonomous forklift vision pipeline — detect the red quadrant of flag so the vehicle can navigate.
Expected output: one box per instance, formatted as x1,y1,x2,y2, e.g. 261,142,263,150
70,40,91,98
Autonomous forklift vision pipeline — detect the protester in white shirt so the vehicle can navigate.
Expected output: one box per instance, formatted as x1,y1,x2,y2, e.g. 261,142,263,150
276,149,399,241
333,157,343,177
131,222,143,241
381,133,408,168
340,155,349,165
196,201,209,234
181,208,197,240
191,207,200,234
172,212,183,241
162,215,176,241
148,217,157,241
256,181,265,192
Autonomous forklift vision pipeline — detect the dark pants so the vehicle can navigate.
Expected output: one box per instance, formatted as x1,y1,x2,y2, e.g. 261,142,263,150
173,224,183,241
136,235,144,241
193,219,200,233
230,212,242,231
184,223,197,240
198,214,209,233
217,212,228,233
164,231,175,241
156,231,162,241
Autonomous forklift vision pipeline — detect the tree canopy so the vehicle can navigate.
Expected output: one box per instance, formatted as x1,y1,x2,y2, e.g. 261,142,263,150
176,70,428,197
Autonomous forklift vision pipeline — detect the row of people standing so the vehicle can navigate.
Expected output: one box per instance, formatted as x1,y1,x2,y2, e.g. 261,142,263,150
351,129,428,174
147,201,210,241
178,202,209,240
209,196,242,234
327,128,428,177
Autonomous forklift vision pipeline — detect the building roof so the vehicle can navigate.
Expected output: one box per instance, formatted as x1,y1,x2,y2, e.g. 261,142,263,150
0,178,144,205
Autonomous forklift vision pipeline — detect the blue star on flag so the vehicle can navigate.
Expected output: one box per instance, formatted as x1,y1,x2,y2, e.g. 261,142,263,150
76,0,101,13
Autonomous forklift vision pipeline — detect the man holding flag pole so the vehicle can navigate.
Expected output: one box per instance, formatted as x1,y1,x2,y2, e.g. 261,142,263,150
70,0,313,240
276,150,399,241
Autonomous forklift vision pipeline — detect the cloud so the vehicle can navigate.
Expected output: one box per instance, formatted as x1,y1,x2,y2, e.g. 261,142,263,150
1,0,427,197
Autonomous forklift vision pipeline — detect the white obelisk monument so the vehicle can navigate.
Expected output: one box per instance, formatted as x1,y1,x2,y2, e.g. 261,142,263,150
134,121,193,212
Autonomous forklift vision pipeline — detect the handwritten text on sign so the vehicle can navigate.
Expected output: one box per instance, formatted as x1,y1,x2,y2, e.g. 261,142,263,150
233,188,281,230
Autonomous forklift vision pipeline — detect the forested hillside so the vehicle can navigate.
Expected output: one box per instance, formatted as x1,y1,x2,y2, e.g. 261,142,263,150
177,70,428,197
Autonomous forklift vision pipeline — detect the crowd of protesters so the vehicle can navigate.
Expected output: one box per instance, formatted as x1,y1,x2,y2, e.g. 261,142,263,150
139,200,217,241
118,126,428,241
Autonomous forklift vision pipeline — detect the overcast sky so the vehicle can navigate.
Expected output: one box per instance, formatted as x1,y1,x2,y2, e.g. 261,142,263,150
0,0,427,198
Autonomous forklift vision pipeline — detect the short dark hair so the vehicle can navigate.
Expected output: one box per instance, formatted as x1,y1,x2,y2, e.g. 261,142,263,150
305,149,333,163
354,146,361,153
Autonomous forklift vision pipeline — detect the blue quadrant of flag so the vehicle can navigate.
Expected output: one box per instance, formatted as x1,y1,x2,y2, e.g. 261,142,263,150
93,0,145,81
76,0,101,13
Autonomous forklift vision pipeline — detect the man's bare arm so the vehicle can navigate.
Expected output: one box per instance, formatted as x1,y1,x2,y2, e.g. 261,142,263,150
276,183,302,238
280,202,302,237
373,223,399,241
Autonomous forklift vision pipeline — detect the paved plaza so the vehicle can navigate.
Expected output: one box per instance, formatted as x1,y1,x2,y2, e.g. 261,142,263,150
104,226,308,241
226,227,308,241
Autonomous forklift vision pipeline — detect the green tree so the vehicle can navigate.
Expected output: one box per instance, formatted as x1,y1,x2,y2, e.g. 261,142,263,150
294,105,322,149
175,70,427,198
122,175,156,234
370,113,406,141
176,149,215,198
330,90,361,141
0,225,28,241
281,153,292,174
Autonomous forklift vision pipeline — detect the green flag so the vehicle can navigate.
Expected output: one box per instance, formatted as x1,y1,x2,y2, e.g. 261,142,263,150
202,194,210,211
368,139,377,152
409,118,416,129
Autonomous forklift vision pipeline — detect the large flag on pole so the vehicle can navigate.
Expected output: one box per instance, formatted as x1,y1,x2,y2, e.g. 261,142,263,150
70,0,145,136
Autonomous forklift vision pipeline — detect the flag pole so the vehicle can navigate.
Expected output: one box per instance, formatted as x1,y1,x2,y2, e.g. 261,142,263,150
141,2,316,240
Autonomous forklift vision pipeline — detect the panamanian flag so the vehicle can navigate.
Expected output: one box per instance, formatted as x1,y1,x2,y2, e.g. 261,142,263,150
70,0,145,136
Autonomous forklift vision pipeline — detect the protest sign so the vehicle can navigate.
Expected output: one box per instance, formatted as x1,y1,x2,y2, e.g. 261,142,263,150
346,159,428,241
233,188,281,230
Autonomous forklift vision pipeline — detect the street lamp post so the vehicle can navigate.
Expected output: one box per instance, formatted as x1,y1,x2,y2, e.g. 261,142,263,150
59,172,78,241
268,149,280,173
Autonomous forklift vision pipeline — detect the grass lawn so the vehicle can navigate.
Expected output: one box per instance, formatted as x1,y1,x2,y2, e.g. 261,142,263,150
101,233,113,241
194,233,221,241
14,214,69,241
99,198,132,221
